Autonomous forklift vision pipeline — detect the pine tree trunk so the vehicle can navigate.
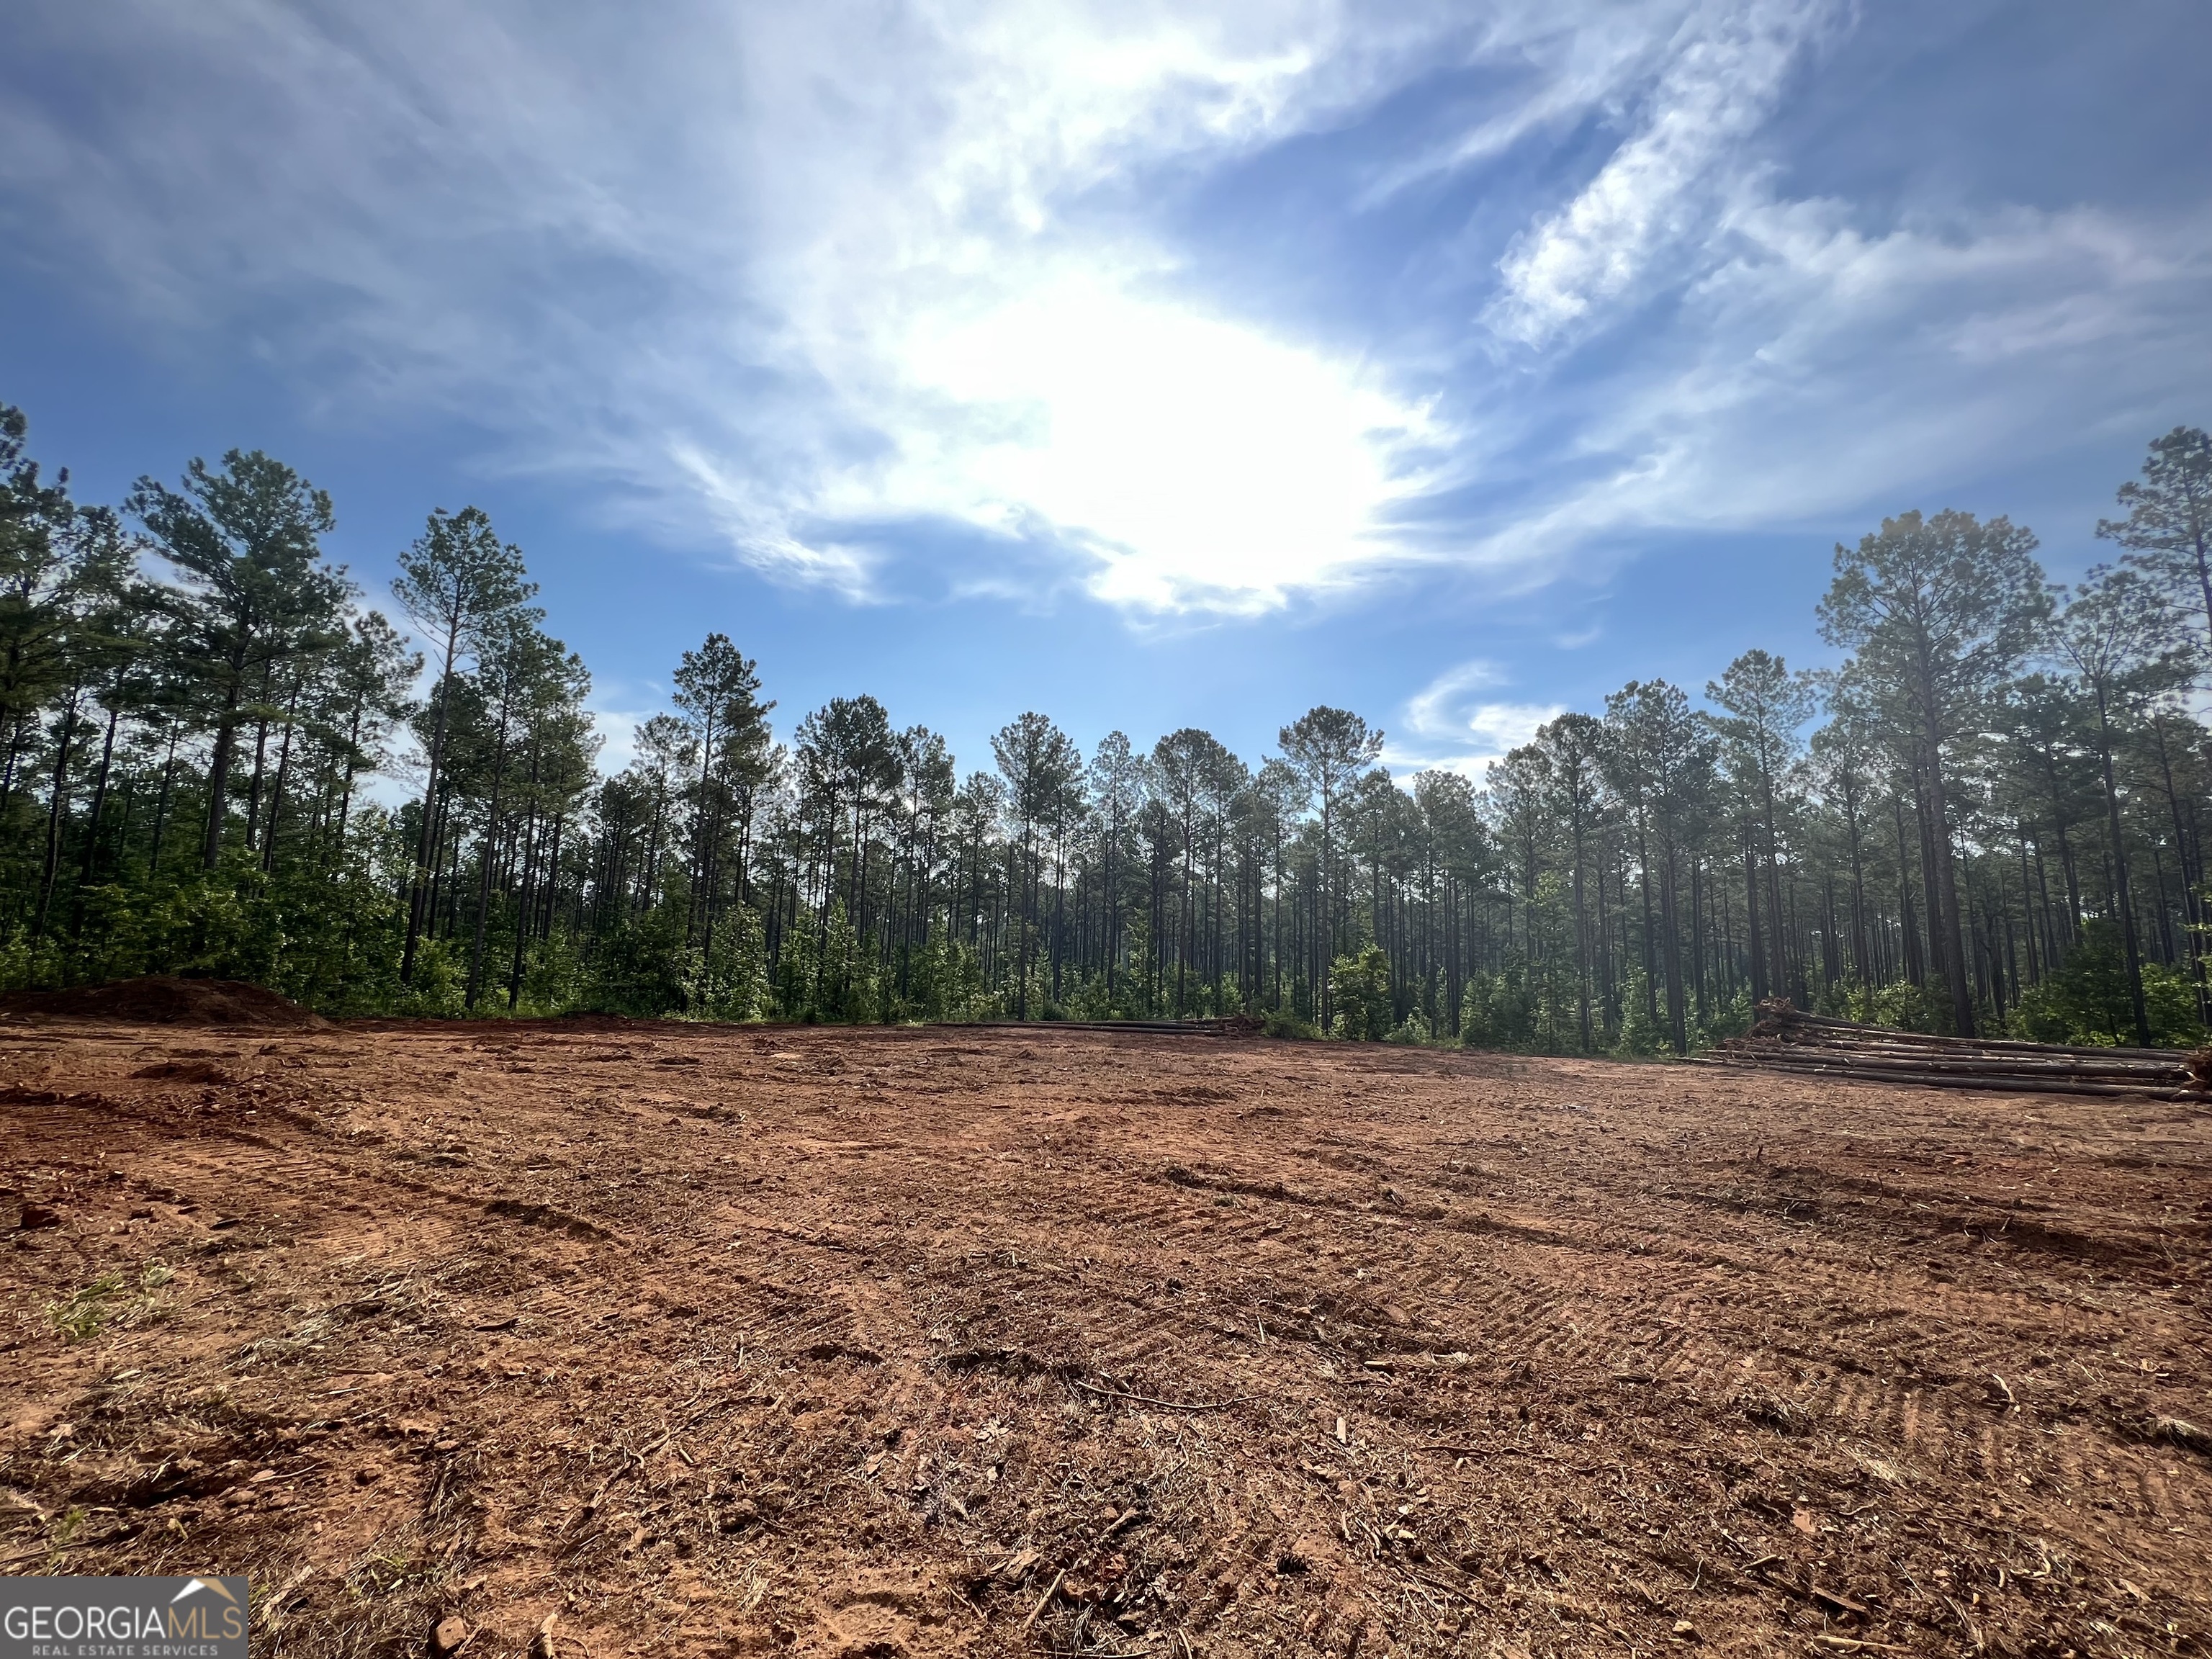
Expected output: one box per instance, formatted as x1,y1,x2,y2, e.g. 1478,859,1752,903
31,682,81,943
78,699,120,888
202,664,245,870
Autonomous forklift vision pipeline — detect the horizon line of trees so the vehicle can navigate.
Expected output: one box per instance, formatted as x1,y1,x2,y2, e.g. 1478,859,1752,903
4,397,2208,1051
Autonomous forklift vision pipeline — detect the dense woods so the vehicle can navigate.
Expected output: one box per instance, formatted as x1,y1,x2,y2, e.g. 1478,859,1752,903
2,401,2208,1050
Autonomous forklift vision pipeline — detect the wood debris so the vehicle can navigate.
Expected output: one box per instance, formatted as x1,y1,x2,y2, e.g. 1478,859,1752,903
1696,999,2208,1099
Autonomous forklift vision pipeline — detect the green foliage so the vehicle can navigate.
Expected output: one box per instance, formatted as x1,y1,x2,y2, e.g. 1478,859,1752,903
586,907,693,1017
696,906,768,1020
5,396,2211,1057
1,825,413,1014
806,899,876,1022
515,929,588,1016
1382,1008,1437,1046
1693,988,1755,1047
1061,968,1123,1022
1457,963,1537,1051
46,1272,127,1342
45,1262,171,1343
2009,920,2208,1048
899,934,999,1023
400,937,468,1018
1262,1008,1320,1040
1328,946,1393,1040
2144,963,2207,1048
1838,978,1940,1035
1611,969,1664,1056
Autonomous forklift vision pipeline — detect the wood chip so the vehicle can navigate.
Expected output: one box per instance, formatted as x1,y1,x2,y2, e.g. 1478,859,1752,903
1810,1585,1869,1619
1019,1570,1065,1632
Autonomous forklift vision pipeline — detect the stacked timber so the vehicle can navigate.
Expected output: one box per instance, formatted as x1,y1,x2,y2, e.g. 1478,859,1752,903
1697,999,2212,1101
974,1015,1264,1038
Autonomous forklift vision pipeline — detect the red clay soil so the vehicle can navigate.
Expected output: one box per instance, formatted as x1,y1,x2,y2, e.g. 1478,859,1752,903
0,1021,2206,1658
0,975,332,1030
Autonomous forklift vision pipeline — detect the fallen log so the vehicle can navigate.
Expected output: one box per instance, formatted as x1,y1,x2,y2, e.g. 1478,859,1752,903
968,1017,1260,1037
1689,1054,2190,1100
1702,1000,2208,1100
1757,1029,2182,1066
1715,1046,2187,1082
1746,1002,2185,1062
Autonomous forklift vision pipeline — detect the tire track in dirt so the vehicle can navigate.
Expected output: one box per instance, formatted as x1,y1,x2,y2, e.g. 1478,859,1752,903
6,1022,2211,1657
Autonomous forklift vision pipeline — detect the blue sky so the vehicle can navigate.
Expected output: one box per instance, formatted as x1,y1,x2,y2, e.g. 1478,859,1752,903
4,0,2208,783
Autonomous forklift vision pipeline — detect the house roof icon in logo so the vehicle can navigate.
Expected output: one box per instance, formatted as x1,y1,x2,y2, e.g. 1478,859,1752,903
170,1579,240,1607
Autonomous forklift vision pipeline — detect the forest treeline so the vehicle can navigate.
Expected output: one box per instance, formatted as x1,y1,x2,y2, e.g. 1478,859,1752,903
2,400,2208,1050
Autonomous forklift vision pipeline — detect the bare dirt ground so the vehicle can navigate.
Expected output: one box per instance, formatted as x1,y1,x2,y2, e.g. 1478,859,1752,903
1,1019,2207,1659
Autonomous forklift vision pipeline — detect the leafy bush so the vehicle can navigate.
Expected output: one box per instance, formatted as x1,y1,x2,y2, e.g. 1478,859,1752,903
584,907,692,1016
1384,1009,1434,1046
1691,988,1755,1047
1840,978,1939,1034
2008,920,2208,1047
1457,963,1537,1051
1612,968,1663,1056
1328,946,1393,1040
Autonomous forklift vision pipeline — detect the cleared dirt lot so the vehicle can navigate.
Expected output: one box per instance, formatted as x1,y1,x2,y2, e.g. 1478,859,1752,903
1,1019,2207,1658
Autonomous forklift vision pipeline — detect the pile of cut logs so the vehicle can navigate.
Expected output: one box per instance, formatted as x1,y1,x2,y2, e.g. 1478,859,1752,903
975,1015,1264,1038
1696,999,2212,1100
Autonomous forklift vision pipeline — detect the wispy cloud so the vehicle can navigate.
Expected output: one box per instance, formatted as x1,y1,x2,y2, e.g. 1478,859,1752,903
835,271,1444,613
1404,657,1506,737
0,0,1473,611
1485,0,1834,347
1463,200,2212,573
1390,658,1560,776
582,683,665,778
4,0,2206,631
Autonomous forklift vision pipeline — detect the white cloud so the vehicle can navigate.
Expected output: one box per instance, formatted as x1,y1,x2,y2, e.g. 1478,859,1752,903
0,0,1770,613
871,273,1437,611
1391,658,1561,775
686,3,1467,611
1485,0,1833,346
583,690,660,778
1404,657,1506,737
6,0,2208,631
1461,199,2212,571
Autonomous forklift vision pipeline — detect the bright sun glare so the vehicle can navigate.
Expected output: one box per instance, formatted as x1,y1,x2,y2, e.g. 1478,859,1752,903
897,276,1429,611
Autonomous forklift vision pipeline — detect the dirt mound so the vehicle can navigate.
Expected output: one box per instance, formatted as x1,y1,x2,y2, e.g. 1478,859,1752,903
0,975,330,1030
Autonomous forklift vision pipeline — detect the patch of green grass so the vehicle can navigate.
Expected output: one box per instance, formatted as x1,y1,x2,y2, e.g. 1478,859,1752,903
46,1274,127,1342
45,1262,179,1342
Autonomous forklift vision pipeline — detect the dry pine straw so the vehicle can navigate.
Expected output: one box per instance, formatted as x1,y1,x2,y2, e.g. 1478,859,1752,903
0,1017,2207,1658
